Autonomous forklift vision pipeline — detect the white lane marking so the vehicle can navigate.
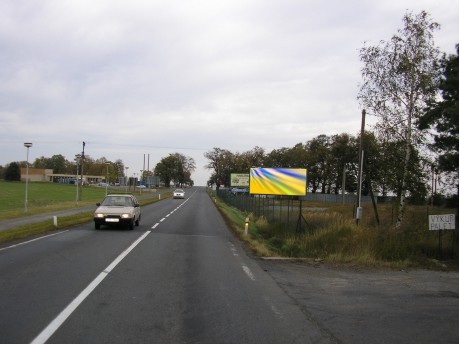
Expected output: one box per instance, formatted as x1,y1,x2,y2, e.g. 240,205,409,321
228,242,239,257
152,194,193,227
242,265,256,281
31,231,151,344
0,230,69,252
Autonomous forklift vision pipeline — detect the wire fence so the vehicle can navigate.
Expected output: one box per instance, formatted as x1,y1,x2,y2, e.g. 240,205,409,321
215,189,376,232
216,190,307,232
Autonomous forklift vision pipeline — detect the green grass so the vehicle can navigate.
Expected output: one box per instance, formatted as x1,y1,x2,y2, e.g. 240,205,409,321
0,212,94,245
0,180,107,219
0,180,168,220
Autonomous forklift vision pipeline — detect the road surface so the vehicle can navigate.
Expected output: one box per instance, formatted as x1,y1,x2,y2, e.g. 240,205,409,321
1,186,458,343
0,187,328,344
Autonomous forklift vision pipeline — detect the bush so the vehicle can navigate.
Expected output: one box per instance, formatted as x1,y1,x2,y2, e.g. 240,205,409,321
5,162,20,181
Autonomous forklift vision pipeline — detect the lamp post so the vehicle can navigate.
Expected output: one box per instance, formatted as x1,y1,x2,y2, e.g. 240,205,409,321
75,154,81,205
105,162,111,196
125,166,129,193
140,170,144,194
24,142,33,212
79,141,85,202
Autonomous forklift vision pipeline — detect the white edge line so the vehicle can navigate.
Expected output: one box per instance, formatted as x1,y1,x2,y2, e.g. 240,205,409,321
242,265,256,281
152,223,159,229
31,231,151,344
0,230,69,252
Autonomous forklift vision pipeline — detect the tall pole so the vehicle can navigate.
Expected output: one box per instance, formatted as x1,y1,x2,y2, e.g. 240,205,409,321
140,170,144,194
75,154,81,205
341,165,346,205
24,142,33,212
356,110,366,224
79,141,85,201
125,166,129,193
105,162,110,196
431,164,435,206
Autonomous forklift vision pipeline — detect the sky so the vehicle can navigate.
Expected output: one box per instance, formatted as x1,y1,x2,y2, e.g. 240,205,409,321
1,0,458,186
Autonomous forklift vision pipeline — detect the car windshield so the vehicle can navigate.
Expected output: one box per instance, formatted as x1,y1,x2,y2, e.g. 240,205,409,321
175,189,184,193
102,196,133,207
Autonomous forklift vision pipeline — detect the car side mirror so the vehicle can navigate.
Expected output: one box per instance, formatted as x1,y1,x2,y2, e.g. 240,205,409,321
134,203,140,207
96,202,101,206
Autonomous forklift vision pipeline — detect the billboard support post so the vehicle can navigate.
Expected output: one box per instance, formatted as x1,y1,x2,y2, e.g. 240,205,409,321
296,199,309,235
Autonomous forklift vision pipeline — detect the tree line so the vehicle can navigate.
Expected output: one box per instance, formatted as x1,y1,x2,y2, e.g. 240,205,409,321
1,152,196,188
204,131,432,200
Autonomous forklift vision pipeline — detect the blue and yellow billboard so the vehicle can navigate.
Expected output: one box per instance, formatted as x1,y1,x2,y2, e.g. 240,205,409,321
249,168,307,196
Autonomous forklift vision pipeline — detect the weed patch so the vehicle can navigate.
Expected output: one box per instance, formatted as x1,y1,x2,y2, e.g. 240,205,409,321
210,190,459,270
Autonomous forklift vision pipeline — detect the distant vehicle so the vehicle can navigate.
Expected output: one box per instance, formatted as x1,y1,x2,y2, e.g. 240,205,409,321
98,182,108,187
231,187,249,194
173,189,185,199
137,185,146,189
94,194,141,230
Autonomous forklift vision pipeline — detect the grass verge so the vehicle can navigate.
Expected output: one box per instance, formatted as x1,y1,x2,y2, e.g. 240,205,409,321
0,192,172,246
0,212,94,246
211,193,459,271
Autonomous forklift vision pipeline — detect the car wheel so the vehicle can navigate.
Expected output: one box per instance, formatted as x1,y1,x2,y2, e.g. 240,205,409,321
128,220,134,230
95,222,100,230
135,215,140,226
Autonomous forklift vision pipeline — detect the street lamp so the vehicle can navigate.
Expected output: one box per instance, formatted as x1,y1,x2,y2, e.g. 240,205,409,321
125,166,129,193
75,154,81,205
140,170,144,194
105,162,111,196
24,142,33,212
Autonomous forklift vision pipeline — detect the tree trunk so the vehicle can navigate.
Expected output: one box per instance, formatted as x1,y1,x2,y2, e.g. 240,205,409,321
396,111,413,228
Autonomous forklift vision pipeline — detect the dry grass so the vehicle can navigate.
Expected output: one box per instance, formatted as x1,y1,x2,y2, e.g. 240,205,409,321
212,192,459,270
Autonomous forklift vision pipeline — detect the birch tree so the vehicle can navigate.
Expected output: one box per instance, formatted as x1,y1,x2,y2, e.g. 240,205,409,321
358,11,441,227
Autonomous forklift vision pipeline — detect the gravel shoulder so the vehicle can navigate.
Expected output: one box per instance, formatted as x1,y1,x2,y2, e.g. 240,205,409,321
258,259,459,344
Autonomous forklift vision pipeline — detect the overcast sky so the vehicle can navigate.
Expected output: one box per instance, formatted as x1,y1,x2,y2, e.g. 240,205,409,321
1,0,458,186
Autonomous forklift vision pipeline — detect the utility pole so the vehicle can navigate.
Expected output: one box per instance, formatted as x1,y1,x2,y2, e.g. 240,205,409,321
79,141,85,201
356,110,365,225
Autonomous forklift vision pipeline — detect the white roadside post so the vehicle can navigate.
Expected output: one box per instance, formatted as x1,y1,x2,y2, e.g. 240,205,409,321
244,217,249,236
24,142,33,212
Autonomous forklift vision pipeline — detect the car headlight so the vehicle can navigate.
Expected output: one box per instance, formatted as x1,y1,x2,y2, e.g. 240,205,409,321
121,213,132,219
95,213,104,218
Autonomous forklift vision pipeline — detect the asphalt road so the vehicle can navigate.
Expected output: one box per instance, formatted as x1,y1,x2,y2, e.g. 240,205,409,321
0,187,328,344
1,186,458,344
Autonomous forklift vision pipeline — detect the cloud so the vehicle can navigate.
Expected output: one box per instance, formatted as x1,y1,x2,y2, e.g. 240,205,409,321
1,0,458,185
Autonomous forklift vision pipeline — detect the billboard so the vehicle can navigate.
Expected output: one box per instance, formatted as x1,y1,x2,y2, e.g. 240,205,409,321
231,173,250,187
249,168,307,196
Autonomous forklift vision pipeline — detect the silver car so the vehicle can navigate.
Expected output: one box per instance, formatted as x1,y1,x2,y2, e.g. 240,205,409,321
94,194,141,230
173,189,185,199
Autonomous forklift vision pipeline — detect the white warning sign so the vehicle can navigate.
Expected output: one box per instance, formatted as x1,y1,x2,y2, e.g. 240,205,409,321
428,214,456,231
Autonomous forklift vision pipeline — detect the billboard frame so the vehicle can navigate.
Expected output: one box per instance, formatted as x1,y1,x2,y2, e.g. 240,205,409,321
249,168,307,196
